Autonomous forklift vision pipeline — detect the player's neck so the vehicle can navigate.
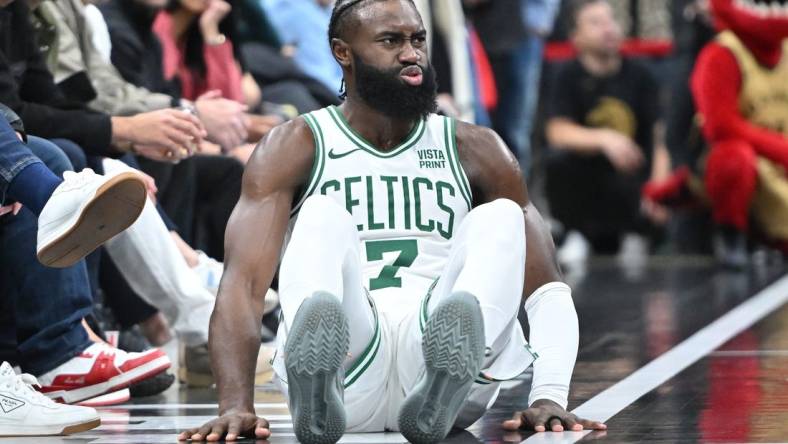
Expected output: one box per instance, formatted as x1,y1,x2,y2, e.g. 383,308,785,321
338,98,420,152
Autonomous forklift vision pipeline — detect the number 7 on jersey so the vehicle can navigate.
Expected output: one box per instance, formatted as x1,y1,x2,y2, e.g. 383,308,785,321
365,239,418,290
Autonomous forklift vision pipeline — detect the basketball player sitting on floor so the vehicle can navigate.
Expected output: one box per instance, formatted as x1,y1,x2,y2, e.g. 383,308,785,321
180,1,607,442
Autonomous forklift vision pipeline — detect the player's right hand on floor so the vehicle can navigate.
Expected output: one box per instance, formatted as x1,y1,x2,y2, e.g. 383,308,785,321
177,411,270,441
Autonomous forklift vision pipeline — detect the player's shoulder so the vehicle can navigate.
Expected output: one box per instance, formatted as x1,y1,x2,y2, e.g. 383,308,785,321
243,115,317,194
253,114,319,162
454,119,514,165
452,119,521,186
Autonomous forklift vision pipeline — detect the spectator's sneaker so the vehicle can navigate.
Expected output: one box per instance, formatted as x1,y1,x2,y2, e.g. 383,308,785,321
714,225,749,270
178,343,275,387
398,292,485,444
115,329,175,398
76,388,130,407
192,251,223,295
36,343,171,404
263,288,279,316
557,230,590,267
0,362,100,436
129,372,175,398
37,168,146,268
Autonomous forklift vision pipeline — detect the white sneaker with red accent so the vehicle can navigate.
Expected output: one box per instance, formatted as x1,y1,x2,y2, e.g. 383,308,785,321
0,362,100,436
76,388,130,407
36,343,170,404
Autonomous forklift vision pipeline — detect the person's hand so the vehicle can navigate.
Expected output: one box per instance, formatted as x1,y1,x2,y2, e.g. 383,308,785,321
197,140,223,156
178,410,270,441
199,0,231,41
502,399,607,433
195,91,248,150
132,143,190,164
137,170,158,203
641,198,670,225
122,109,206,162
0,202,22,217
598,129,644,174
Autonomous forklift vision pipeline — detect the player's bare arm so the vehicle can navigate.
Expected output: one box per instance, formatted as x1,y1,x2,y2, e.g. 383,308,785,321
178,118,316,442
455,121,606,433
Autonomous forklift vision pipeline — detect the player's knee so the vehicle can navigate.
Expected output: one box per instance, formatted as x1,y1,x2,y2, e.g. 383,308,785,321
296,195,354,232
476,198,524,228
467,199,525,247
300,195,345,219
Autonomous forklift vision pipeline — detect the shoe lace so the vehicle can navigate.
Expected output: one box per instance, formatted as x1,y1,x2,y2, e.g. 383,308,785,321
1,372,56,405
59,168,98,192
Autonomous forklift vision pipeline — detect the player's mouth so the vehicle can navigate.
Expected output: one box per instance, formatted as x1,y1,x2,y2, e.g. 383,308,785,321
400,65,423,86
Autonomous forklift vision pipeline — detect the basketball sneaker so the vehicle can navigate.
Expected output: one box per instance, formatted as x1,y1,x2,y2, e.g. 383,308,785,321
398,292,485,444
36,342,171,404
0,362,100,436
37,168,146,268
285,292,349,444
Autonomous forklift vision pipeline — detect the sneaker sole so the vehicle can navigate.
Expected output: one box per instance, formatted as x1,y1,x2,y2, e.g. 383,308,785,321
77,388,131,407
285,292,349,444
37,172,146,268
0,417,101,436
46,355,171,404
398,292,485,444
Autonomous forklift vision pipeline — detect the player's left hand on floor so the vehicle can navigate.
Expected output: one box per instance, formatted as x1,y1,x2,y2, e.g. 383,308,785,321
177,411,270,441
502,399,606,432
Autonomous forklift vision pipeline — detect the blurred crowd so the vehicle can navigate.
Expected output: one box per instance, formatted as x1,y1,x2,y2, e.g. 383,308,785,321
1,0,787,433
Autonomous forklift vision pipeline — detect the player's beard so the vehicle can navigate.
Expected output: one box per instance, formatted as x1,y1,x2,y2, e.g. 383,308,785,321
352,54,438,121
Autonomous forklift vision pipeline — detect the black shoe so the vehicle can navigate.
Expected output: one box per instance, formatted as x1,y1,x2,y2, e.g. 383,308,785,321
129,372,175,398
714,225,748,270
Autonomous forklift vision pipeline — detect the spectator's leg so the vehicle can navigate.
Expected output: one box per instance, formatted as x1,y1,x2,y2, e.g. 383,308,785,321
0,209,93,376
137,158,198,243
517,35,547,178
546,150,640,252
26,137,73,177
99,251,159,329
50,138,88,172
192,155,243,260
0,121,61,215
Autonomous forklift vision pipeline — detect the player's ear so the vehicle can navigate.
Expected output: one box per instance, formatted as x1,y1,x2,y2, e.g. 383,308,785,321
331,38,352,68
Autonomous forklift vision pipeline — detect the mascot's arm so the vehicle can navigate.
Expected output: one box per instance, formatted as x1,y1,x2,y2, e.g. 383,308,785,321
691,42,788,169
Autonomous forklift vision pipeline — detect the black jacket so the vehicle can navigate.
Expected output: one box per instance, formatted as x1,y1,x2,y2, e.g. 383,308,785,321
0,1,116,156
99,0,180,98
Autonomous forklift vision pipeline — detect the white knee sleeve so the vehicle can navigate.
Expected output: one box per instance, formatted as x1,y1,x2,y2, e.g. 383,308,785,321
524,282,578,409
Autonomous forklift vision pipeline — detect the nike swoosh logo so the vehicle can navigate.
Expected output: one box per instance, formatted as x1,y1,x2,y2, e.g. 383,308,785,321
328,148,366,159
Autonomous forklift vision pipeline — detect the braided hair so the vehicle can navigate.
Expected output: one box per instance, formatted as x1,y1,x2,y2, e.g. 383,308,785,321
328,0,416,99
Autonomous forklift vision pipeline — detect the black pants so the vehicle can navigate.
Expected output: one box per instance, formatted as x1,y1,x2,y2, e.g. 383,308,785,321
137,155,243,260
546,150,646,253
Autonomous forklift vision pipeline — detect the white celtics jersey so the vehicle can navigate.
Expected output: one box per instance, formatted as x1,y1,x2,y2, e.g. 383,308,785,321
288,105,472,310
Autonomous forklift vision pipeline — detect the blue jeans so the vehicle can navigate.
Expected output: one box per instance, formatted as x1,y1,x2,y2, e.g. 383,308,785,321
0,119,42,206
0,137,93,375
491,35,545,179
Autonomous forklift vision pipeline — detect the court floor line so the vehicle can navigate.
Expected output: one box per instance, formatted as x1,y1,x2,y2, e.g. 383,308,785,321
522,273,788,444
111,403,288,410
